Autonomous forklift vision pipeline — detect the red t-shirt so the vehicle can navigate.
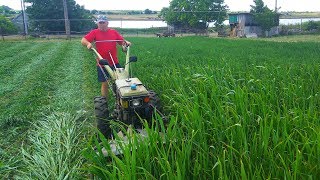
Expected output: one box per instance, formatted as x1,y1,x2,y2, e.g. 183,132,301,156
84,28,124,65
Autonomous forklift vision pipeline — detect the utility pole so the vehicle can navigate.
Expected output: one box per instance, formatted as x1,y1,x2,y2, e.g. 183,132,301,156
275,0,278,12
62,0,71,39
20,0,28,36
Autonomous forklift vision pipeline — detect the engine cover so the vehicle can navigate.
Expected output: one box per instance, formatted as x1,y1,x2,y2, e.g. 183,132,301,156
115,78,148,97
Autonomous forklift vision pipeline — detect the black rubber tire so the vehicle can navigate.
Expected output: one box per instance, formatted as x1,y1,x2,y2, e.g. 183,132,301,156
94,96,111,138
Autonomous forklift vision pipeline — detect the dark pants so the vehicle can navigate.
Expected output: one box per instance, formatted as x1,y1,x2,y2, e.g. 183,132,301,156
97,64,121,82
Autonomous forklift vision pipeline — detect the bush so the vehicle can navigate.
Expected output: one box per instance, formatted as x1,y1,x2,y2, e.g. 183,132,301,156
306,20,320,32
280,20,320,35
0,15,18,35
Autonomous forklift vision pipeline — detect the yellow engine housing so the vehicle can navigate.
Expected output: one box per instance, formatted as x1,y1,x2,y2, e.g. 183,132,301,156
115,78,148,97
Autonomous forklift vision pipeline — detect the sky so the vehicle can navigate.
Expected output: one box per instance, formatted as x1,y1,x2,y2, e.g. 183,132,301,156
1,0,319,12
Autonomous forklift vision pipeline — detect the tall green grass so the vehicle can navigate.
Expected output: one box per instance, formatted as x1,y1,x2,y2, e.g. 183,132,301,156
84,37,320,179
0,36,319,179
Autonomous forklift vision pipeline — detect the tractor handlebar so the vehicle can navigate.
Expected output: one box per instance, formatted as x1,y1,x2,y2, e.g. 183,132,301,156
91,48,103,60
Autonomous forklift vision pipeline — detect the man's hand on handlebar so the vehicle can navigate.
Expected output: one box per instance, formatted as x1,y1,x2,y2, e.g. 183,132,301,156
86,43,93,49
122,40,131,52
124,40,131,47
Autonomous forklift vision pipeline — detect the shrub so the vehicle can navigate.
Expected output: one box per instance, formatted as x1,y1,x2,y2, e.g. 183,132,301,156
0,15,18,35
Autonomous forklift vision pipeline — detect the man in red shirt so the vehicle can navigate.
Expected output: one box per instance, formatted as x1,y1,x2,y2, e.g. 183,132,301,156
81,15,131,99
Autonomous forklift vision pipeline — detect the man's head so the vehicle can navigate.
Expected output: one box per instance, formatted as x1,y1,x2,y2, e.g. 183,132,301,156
96,15,108,31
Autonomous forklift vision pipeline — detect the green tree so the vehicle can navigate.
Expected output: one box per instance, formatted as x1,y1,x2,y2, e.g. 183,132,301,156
0,15,18,35
159,0,228,30
91,9,98,15
144,9,152,14
0,5,17,15
250,0,265,13
25,0,94,33
250,0,279,34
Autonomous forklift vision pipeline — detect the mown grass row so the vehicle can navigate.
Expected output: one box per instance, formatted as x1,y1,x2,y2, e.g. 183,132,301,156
0,40,99,178
0,41,66,177
1,36,320,179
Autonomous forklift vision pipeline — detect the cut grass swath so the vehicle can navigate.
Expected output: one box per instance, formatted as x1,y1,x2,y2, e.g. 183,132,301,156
20,112,85,179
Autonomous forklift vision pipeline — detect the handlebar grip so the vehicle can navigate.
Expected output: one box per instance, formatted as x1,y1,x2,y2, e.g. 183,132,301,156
91,48,103,60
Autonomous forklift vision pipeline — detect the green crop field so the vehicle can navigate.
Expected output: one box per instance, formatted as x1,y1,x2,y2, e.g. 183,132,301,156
0,36,320,179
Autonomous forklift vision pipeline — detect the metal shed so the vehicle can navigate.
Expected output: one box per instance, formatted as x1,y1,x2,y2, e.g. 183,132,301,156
229,12,279,37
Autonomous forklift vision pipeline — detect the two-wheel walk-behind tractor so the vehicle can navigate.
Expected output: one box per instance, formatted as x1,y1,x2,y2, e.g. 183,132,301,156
91,42,164,154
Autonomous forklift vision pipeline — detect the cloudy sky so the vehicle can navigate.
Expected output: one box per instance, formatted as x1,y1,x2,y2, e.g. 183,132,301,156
1,0,319,12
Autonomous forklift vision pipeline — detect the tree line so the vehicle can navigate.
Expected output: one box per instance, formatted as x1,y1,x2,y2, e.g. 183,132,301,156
2,0,318,36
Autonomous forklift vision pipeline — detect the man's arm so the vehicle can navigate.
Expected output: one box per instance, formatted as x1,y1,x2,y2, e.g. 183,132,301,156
81,37,93,49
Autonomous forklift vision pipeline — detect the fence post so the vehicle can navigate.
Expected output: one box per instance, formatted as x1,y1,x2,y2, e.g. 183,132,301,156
0,28,3,41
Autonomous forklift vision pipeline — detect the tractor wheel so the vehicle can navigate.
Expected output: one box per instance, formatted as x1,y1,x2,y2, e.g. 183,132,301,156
94,96,111,138
147,90,162,120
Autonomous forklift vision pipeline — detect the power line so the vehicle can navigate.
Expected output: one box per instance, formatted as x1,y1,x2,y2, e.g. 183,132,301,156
29,19,93,22
173,11,222,13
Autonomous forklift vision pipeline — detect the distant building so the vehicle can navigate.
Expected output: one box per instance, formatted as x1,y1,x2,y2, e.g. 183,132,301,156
229,12,279,37
11,13,29,34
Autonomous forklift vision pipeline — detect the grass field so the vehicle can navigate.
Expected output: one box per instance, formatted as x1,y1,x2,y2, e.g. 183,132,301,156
0,36,320,179
259,34,320,42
